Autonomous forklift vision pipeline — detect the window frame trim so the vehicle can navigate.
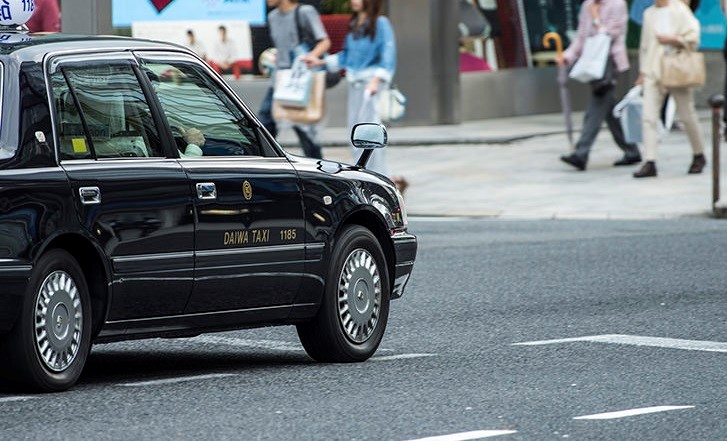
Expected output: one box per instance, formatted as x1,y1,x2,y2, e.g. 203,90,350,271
132,50,285,159
46,52,175,162
0,62,4,138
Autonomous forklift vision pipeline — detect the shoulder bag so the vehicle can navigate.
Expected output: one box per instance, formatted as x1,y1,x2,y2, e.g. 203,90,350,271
660,48,705,89
377,85,407,123
569,31,611,84
294,6,342,89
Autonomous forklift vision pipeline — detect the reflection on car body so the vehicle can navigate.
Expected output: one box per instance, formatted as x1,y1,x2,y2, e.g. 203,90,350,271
0,27,416,392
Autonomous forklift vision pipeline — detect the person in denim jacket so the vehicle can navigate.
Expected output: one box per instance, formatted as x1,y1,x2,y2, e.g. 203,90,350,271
307,0,405,190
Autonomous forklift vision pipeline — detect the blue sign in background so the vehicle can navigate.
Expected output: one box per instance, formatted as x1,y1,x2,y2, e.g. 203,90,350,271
696,0,726,50
113,0,266,27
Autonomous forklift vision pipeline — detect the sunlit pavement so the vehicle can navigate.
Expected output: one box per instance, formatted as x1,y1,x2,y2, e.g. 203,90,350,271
284,111,718,219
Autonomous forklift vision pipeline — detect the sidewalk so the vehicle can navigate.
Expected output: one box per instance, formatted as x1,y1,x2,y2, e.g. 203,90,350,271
277,112,589,147
280,111,720,220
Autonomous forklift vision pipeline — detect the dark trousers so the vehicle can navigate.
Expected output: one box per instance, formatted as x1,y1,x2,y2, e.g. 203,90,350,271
573,85,640,162
258,86,278,138
258,86,323,159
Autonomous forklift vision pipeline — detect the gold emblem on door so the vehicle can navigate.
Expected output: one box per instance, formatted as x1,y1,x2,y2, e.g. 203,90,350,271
242,180,253,200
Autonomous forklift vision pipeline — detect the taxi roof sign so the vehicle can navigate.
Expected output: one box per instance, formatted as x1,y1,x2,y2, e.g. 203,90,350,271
0,0,35,28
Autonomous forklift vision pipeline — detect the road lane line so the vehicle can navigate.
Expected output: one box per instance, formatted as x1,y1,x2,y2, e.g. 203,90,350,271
512,334,727,353
573,405,695,420
116,373,237,387
188,335,304,352
405,430,517,441
409,216,470,223
372,353,437,362
0,396,36,403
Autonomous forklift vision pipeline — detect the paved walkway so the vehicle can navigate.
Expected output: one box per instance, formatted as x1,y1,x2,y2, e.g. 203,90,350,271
280,111,722,220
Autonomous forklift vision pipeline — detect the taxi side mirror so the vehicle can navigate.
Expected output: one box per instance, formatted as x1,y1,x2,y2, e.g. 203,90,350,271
352,123,388,168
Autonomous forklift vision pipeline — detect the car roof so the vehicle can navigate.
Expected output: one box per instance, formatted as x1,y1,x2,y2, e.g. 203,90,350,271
0,33,187,58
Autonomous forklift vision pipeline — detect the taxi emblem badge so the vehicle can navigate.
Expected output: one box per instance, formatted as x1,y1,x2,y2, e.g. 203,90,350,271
242,181,253,200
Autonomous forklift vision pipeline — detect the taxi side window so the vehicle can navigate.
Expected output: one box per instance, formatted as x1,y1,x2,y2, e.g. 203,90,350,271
141,60,273,158
51,63,164,160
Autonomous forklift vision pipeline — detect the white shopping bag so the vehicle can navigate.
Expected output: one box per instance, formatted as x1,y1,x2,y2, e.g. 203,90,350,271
273,57,313,108
377,86,407,122
569,32,611,83
614,86,676,144
614,86,643,144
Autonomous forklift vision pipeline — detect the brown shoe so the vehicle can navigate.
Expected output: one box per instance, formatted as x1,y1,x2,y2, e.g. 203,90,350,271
633,161,657,178
392,176,409,195
688,154,706,174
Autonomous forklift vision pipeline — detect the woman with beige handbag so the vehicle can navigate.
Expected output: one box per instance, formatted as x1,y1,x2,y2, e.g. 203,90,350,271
633,0,705,178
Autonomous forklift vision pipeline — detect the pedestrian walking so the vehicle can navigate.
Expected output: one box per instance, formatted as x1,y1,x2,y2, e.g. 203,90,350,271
259,0,331,159
723,0,727,140
558,0,642,171
632,0,704,178
307,0,406,191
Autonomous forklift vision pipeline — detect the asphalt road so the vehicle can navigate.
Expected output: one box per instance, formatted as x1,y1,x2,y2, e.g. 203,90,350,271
2,218,726,440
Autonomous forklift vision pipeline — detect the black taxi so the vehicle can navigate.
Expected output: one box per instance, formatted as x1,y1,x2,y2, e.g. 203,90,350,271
0,31,416,391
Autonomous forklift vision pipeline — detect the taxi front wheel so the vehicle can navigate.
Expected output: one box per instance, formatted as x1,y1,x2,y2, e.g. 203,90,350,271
0,250,92,392
297,225,390,362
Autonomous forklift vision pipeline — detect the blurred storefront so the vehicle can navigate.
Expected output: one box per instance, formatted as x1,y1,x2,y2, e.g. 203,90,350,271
61,0,727,126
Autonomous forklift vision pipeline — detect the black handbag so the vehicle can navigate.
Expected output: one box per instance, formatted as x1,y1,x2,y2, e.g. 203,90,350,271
590,57,616,96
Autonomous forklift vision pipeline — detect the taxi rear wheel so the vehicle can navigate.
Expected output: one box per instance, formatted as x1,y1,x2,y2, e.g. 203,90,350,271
1,249,92,392
297,225,390,362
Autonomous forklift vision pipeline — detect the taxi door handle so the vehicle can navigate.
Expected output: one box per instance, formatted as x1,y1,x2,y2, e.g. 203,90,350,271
79,187,101,205
196,182,217,200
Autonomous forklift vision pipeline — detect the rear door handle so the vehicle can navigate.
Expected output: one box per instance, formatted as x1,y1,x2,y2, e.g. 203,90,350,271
79,187,101,205
196,182,217,200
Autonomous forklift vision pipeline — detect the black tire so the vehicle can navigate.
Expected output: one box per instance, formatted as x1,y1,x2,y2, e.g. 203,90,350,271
297,225,390,362
0,249,92,392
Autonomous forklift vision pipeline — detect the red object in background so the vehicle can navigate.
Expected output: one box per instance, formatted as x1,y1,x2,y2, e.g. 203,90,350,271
459,52,491,73
495,0,528,68
208,60,253,80
320,14,350,54
26,0,60,33
150,0,174,13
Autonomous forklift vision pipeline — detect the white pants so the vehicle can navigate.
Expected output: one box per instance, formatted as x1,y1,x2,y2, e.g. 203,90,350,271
347,81,388,177
642,78,704,161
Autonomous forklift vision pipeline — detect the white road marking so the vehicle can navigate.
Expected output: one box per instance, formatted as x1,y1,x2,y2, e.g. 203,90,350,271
409,216,470,223
573,405,695,420
512,334,727,353
405,430,518,441
116,373,237,387
0,396,36,403
188,335,304,352
372,353,437,362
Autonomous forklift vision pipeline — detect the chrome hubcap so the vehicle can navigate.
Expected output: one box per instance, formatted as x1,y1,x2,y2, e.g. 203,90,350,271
337,249,381,343
34,271,83,372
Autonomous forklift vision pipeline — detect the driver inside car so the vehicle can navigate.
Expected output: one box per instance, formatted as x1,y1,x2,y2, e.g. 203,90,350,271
178,126,204,158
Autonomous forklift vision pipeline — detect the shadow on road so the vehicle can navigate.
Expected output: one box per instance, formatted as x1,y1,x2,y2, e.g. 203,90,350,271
79,346,314,386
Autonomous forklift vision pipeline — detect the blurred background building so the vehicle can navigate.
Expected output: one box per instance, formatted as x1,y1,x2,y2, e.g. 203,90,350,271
58,0,726,127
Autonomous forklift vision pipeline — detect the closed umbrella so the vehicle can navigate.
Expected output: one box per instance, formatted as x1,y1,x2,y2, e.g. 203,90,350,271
543,32,574,151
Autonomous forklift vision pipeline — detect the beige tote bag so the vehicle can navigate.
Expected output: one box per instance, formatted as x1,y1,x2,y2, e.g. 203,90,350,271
660,49,706,89
273,71,326,124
